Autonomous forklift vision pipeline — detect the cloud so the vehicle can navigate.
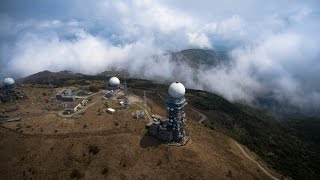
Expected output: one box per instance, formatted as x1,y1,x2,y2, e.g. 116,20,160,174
187,32,212,48
0,0,320,116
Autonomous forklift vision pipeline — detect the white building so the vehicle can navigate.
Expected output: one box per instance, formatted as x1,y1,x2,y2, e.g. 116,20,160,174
65,101,81,113
107,108,115,114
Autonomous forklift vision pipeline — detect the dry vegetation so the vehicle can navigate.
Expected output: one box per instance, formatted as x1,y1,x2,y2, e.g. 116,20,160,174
0,85,280,179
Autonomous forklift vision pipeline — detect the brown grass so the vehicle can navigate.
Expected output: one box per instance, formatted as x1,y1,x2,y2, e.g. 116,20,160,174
0,86,275,179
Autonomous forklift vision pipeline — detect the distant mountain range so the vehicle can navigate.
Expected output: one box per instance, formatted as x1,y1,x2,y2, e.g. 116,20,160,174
18,70,85,84
170,49,230,68
18,48,319,117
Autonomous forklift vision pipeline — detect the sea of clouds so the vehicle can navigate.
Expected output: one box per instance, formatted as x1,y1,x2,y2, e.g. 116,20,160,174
0,0,319,116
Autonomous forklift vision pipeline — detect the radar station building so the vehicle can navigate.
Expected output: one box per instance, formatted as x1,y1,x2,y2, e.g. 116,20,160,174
0,78,16,102
56,89,75,102
149,82,188,145
105,77,120,98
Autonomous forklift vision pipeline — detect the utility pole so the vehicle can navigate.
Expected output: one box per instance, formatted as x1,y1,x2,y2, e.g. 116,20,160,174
124,79,128,108
143,90,147,108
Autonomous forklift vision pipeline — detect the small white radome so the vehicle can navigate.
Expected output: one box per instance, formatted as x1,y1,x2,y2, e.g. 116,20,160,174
168,82,185,98
3,78,15,86
108,77,120,86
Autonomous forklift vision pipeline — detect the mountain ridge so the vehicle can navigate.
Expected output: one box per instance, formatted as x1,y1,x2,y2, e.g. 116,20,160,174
8,70,320,178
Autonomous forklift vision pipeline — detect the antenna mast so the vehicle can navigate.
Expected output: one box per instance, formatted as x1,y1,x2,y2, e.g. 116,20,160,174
124,78,128,108
143,90,147,108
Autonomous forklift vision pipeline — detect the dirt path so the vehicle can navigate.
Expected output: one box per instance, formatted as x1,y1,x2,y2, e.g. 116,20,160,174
187,107,206,124
189,108,279,180
234,141,279,180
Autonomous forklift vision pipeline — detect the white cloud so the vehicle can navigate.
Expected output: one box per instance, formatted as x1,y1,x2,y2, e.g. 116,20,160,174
1,0,320,115
187,32,212,48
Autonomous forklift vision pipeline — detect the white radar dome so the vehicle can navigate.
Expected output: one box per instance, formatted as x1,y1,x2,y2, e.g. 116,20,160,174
168,82,185,98
108,77,120,86
3,78,15,86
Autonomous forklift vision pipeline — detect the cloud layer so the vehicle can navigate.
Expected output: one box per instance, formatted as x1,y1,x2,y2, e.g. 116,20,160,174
1,0,320,116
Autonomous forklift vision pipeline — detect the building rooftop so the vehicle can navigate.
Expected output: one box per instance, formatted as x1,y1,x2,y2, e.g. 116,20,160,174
65,100,82,108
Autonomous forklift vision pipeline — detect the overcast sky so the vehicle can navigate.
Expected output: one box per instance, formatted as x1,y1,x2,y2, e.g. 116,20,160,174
1,0,320,115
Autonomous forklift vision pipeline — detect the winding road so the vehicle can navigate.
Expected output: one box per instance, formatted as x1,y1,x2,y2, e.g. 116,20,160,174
185,106,279,180
186,107,206,124
234,141,279,180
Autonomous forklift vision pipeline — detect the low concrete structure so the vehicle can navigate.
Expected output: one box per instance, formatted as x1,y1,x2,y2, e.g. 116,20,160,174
56,89,75,102
104,90,115,98
133,110,146,119
62,96,75,102
56,94,63,100
64,100,81,113
81,99,88,106
106,108,115,114
62,99,88,115
152,114,165,122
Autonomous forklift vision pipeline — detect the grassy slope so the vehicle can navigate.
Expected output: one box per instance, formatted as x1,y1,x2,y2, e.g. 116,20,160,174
124,79,320,179
21,71,320,179
186,90,320,179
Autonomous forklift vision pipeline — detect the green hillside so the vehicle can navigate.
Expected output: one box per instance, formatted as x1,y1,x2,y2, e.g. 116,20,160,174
123,78,320,179
185,90,320,179
170,49,230,68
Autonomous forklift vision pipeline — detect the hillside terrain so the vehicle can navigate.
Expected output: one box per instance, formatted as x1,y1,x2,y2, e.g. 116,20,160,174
170,49,230,68
2,70,320,179
17,70,85,84
127,78,320,179
0,78,281,179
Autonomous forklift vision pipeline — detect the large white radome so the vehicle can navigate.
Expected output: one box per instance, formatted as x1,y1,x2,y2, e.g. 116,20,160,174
3,78,15,86
168,82,185,98
108,77,120,86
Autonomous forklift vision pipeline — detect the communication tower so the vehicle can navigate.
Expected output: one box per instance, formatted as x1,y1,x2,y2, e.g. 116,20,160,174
1,78,15,102
149,82,188,145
